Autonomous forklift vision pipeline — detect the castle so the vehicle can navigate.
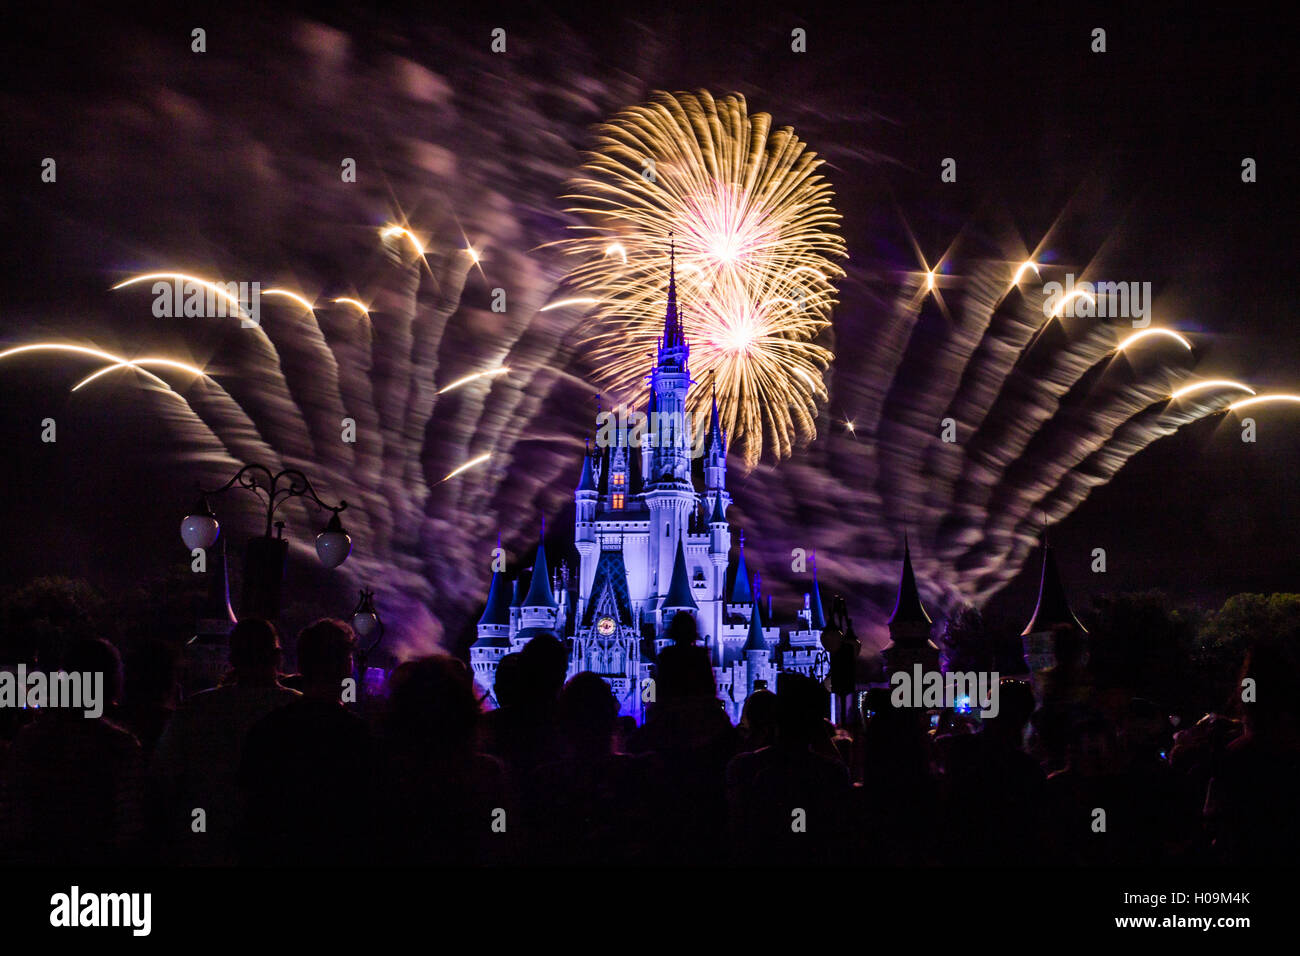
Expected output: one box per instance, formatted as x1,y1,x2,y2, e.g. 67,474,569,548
471,251,828,722
470,255,1088,722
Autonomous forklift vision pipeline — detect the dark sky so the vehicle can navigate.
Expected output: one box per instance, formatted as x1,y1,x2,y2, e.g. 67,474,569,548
1,1,1295,647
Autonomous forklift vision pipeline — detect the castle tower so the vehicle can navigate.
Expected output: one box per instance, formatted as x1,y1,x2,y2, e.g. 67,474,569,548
882,537,940,679
1020,539,1087,696
644,240,699,611
704,386,729,512
743,593,772,700
706,491,731,659
519,523,561,635
470,542,514,703
574,440,599,620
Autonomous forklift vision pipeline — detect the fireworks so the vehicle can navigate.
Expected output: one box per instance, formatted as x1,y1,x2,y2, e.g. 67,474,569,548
559,90,846,465
436,367,510,395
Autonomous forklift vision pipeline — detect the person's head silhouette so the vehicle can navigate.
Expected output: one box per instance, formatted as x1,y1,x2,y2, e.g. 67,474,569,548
296,618,357,700
227,618,282,686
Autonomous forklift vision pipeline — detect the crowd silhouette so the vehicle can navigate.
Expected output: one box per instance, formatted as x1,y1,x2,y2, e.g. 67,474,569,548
1,611,1297,867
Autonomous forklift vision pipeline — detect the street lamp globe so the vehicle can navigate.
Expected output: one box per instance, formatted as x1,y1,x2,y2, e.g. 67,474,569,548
315,512,352,569
180,497,220,550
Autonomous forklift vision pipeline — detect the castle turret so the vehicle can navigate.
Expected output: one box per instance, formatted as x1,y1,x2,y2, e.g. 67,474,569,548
704,386,729,511
883,537,940,678
730,530,753,606
743,594,772,699
519,524,561,633
645,240,698,610
471,541,514,701
575,441,599,619
1021,539,1087,695
660,537,698,636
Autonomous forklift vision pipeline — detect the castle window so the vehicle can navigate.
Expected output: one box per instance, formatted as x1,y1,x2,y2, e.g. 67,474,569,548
612,493,624,509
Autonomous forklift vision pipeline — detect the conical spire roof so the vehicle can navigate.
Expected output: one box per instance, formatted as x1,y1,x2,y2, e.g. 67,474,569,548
662,237,685,351
730,531,752,604
478,538,513,626
888,538,932,626
523,525,559,608
661,539,698,609
576,440,597,493
1021,543,1086,636
709,493,727,524
744,594,768,652
706,385,725,452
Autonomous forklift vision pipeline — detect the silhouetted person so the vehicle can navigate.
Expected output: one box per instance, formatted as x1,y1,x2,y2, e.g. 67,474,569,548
727,673,850,864
376,655,511,865
1033,625,1094,772
1205,635,1300,865
478,651,524,755
119,639,180,761
652,612,717,700
858,694,939,864
737,687,778,752
627,613,738,865
2,638,142,865
1045,714,1129,865
149,618,299,865
938,678,1049,865
240,619,374,865
527,672,658,864
482,635,567,782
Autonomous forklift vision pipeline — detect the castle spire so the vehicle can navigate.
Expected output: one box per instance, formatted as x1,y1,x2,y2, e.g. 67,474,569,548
576,439,597,493
731,529,752,604
661,539,698,610
523,522,558,608
706,377,725,452
888,535,932,626
661,234,685,352
743,593,767,651
477,533,513,627
1021,539,1085,636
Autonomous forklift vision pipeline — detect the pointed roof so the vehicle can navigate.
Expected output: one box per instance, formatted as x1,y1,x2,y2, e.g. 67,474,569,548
582,550,635,627
1022,543,1086,636
523,526,559,608
706,385,725,452
662,237,685,351
478,538,513,627
809,550,826,630
730,531,752,604
661,539,698,610
744,595,768,652
709,493,727,524
576,440,597,493
888,538,932,626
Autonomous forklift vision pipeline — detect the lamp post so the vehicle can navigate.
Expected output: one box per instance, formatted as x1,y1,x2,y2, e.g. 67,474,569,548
350,587,385,697
181,464,352,621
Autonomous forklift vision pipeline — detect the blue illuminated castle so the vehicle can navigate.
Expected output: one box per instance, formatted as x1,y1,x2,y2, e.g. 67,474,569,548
471,252,827,722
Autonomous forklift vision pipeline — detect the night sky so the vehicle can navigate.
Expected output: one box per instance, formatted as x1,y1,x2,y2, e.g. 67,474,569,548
1,2,1294,653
